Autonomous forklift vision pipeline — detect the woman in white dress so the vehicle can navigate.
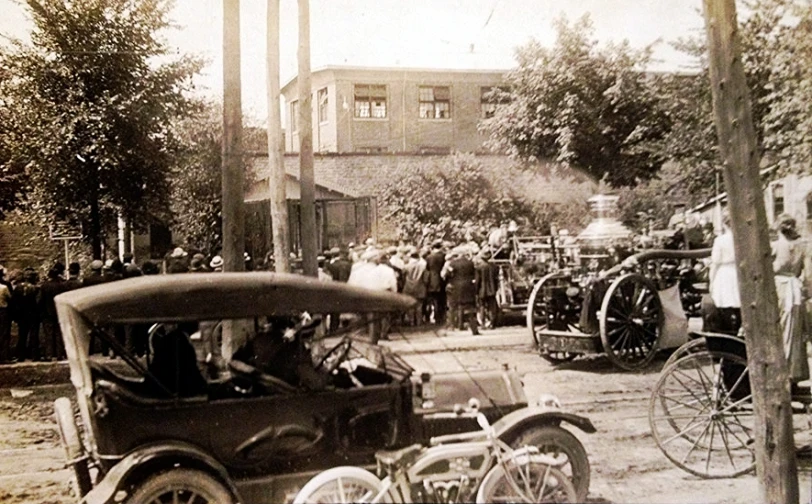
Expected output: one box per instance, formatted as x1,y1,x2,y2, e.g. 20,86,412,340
708,211,741,333
771,214,810,394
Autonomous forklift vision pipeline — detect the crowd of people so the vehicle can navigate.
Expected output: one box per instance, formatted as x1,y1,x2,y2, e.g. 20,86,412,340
0,236,507,363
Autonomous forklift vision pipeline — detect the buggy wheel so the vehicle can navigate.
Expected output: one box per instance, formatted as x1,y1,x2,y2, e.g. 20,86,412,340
509,425,590,502
648,351,755,478
476,460,576,503
54,397,92,497
599,273,662,371
126,468,233,504
663,337,707,370
293,466,386,504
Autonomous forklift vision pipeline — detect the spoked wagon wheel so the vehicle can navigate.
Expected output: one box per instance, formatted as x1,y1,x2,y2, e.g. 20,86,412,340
599,273,663,370
526,273,577,364
126,468,234,503
648,351,755,478
663,337,707,370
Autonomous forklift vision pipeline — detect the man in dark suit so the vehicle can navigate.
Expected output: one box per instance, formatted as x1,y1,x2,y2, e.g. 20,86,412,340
326,247,353,331
425,240,447,325
443,248,479,335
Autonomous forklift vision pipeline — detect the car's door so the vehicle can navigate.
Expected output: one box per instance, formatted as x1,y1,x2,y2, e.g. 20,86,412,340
206,383,406,476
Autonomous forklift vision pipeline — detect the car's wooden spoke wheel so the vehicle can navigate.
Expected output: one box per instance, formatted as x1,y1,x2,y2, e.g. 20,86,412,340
599,273,663,371
126,469,233,504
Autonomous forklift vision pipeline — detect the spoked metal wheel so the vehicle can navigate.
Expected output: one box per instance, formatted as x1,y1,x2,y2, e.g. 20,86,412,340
526,273,577,364
599,273,663,371
476,459,576,503
648,351,755,478
509,426,590,502
293,466,386,504
663,337,707,370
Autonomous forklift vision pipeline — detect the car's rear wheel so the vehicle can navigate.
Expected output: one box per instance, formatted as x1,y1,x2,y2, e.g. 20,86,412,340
126,468,233,504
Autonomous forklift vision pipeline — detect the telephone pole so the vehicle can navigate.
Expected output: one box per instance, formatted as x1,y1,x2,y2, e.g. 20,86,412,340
221,0,246,361
298,0,318,277
703,1,798,502
222,0,244,273
266,0,290,273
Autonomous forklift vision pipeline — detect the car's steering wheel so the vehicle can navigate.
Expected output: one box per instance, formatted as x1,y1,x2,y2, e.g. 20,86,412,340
316,337,353,374
228,359,296,395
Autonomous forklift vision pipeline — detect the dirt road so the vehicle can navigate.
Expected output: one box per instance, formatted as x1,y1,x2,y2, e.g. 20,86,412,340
1,326,810,503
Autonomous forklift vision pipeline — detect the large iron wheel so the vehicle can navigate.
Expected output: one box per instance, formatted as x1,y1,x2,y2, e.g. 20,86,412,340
648,351,755,478
599,273,663,370
526,273,577,364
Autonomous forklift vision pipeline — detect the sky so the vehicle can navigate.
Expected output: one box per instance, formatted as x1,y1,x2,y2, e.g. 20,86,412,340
0,0,707,121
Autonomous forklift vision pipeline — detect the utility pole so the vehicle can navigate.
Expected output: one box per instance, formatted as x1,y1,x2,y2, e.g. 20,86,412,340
222,0,244,273
222,0,246,360
298,0,318,277
702,1,798,502
266,0,290,273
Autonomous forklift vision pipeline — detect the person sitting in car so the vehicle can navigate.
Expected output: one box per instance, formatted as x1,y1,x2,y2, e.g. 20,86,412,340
233,314,329,391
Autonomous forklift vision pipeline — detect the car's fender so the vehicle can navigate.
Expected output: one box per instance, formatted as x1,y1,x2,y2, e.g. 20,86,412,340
80,441,241,504
492,405,596,442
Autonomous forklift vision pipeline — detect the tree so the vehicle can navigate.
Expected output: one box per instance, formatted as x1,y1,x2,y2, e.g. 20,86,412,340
480,15,671,187
617,0,805,222
381,153,591,245
0,0,202,258
757,0,812,173
168,103,260,255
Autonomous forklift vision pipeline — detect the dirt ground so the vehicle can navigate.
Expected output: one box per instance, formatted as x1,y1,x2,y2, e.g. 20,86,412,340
1,327,811,504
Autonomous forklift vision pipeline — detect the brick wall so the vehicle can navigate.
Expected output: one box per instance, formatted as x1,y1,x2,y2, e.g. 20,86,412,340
0,222,62,273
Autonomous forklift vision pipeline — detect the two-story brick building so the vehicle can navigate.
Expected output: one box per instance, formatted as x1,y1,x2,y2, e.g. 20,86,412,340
241,65,595,256
281,65,508,154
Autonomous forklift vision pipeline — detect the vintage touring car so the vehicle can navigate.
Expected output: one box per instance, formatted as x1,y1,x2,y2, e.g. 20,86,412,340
53,273,594,503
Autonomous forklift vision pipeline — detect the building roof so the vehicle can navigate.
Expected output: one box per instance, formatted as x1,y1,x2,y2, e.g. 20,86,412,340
281,65,510,95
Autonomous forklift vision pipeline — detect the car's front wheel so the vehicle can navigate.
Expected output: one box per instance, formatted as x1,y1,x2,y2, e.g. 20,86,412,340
126,468,233,504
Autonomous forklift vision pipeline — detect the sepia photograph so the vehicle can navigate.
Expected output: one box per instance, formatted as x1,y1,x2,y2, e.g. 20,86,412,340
0,0,811,502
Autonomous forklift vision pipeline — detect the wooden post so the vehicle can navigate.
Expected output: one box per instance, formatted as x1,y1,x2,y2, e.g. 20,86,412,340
221,0,246,359
297,0,318,277
266,0,290,273
702,1,798,502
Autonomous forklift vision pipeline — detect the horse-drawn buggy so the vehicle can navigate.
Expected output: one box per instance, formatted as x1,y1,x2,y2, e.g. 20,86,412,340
526,195,710,371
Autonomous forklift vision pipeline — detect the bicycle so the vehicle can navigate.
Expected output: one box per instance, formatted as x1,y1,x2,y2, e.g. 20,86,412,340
293,398,577,503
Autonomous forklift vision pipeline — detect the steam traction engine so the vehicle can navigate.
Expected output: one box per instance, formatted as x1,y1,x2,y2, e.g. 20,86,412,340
526,195,709,371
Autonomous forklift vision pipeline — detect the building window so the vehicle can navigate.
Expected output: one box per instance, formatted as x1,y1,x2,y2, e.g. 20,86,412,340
481,86,510,118
290,100,299,132
354,84,387,118
317,88,329,123
419,86,451,119
773,183,784,217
